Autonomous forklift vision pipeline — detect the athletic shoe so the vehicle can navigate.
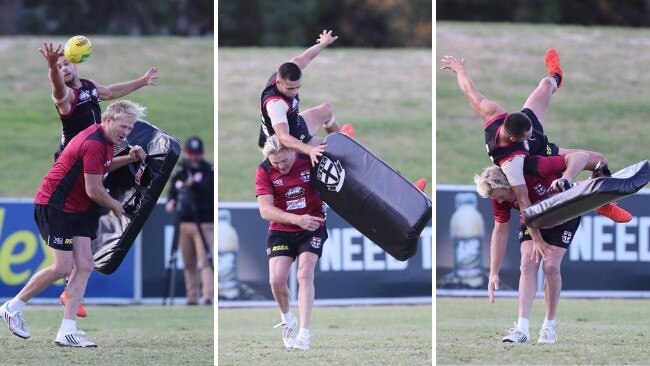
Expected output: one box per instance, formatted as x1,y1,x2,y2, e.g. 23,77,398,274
292,333,312,350
341,123,355,139
273,314,297,349
55,330,97,347
414,178,427,192
502,323,529,343
595,202,632,223
538,326,557,344
1,301,30,339
59,288,88,318
544,48,563,88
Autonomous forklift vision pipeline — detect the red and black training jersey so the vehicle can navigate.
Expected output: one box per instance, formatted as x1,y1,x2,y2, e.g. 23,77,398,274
258,72,301,147
58,78,101,147
255,152,324,232
35,124,112,213
492,154,567,223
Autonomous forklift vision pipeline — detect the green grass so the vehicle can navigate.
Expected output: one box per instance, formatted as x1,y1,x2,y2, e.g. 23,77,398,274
0,305,213,365
437,297,650,365
437,22,650,184
0,36,213,197
218,305,432,365
218,48,432,201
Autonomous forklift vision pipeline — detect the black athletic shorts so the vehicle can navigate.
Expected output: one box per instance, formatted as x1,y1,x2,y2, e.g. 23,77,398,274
34,204,100,251
521,108,560,157
266,226,328,259
518,216,581,249
258,115,313,148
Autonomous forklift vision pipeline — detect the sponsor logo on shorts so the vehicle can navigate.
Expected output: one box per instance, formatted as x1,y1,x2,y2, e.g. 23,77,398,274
286,197,306,211
53,236,64,245
311,237,322,249
272,245,289,251
273,179,283,186
300,170,310,182
65,238,73,244
266,248,272,255
285,187,305,199
546,145,552,155
562,230,572,244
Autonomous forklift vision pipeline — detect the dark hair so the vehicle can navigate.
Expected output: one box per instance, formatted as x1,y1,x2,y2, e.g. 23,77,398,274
278,62,302,81
503,112,532,139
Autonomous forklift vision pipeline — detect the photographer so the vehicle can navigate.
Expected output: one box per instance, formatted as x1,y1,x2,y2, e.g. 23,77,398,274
165,136,214,306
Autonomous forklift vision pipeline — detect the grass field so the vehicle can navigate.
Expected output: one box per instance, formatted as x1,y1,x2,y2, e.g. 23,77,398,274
437,22,650,184
218,304,432,365
218,47,432,201
0,36,213,197
437,297,650,365
0,305,213,365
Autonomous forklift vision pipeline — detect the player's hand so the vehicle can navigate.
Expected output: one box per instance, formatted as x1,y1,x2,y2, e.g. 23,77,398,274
128,145,146,162
488,273,500,303
550,178,571,192
441,55,466,73
38,42,63,68
317,30,338,46
143,67,159,86
298,215,324,231
309,144,326,167
112,201,126,219
531,238,550,262
165,199,176,214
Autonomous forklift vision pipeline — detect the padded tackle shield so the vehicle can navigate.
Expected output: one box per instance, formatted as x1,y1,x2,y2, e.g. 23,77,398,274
311,133,432,261
523,160,650,229
92,120,181,274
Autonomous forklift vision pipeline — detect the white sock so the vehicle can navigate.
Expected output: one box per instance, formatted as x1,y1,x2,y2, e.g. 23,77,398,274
281,311,294,325
7,298,26,313
59,319,76,335
542,318,556,329
298,328,310,338
516,317,529,334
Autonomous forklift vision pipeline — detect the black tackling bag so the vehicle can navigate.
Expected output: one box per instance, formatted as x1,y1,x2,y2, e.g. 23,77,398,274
523,160,650,229
92,120,181,274
310,133,432,261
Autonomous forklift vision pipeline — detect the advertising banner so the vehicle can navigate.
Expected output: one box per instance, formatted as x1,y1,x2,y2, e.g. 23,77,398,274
218,203,432,301
437,186,650,295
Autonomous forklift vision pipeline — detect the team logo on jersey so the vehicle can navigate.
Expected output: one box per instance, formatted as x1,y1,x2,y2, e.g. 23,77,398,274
311,237,322,249
273,178,283,186
523,140,530,151
104,159,112,167
533,183,545,196
562,230,572,244
285,187,305,199
316,156,345,192
79,90,90,101
286,197,306,211
301,170,310,182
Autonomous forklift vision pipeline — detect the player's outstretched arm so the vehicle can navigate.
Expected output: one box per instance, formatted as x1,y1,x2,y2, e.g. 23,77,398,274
290,30,338,70
94,67,159,101
38,42,73,111
441,55,506,123
488,220,509,303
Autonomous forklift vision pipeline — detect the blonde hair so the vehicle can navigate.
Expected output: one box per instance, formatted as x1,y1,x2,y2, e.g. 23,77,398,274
102,100,146,123
474,166,511,198
261,135,290,158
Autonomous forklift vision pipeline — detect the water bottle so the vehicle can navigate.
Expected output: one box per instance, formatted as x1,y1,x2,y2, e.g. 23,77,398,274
450,192,486,288
218,209,240,299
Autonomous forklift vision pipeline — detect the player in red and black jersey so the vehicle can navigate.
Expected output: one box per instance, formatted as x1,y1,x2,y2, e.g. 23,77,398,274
255,135,327,351
258,30,355,167
442,49,631,261
474,151,589,345
1,100,147,347
39,42,158,160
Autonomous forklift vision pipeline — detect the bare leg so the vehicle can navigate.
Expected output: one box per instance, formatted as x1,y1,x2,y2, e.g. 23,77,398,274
296,252,318,329
64,236,94,320
269,256,294,313
542,246,567,320
518,240,540,320
558,148,608,169
16,249,73,302
522,77,557,126
300,103,341,135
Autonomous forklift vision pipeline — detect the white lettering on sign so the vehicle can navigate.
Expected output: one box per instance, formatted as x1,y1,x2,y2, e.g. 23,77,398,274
319,227,432,271
570,216,650,262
